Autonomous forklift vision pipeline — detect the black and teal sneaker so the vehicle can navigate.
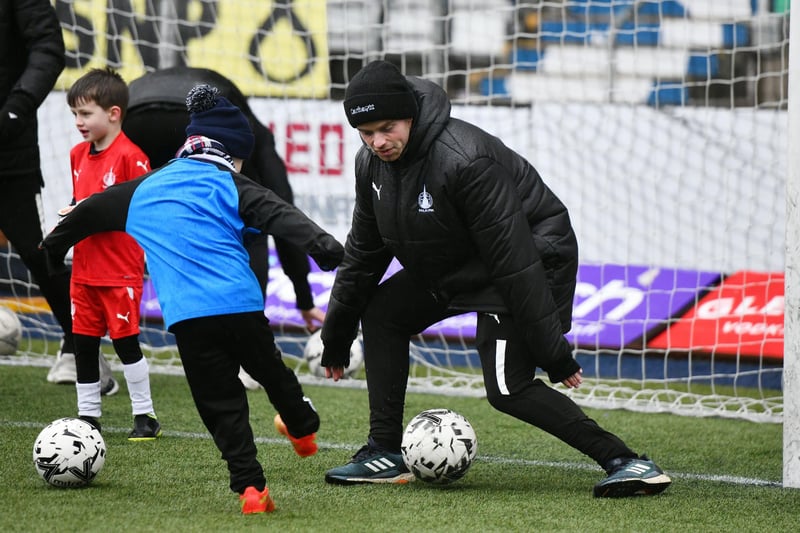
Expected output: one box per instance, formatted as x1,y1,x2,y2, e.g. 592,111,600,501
325,441,414,485
593,455,672,497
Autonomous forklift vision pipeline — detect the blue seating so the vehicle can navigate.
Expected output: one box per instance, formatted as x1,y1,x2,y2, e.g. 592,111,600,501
483,0,765,105
512,48,542,71
638,0,686,17
722,22,751,47
687,53,720,78
478,77,509,98
615,22,661,46
565,0,637,18
646,81,688,106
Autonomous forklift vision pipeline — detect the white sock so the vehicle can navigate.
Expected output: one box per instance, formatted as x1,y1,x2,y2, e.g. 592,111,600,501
76,381,102,418
123,357,155,416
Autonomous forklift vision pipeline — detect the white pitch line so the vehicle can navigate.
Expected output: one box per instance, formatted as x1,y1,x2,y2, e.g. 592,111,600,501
477,455,783,487
8,419,782,488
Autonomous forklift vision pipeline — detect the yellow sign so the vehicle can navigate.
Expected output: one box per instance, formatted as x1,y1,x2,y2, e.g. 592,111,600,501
54,0,329,98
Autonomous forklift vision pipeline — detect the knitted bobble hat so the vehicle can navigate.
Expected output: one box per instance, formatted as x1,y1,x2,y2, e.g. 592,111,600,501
343,61,418,128
185,84,254,159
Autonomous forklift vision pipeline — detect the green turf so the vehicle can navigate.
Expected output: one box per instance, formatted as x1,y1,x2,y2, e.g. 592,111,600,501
1,364,797,532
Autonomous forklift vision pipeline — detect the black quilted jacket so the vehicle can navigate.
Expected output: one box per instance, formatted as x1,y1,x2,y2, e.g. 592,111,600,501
322,77,580,382
0,0,64,180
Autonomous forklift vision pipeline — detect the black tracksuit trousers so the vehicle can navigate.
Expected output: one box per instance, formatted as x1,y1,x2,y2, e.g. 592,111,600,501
171,311,319,493
360,269,635,470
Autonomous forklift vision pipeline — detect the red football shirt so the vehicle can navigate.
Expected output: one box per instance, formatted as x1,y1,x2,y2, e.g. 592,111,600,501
69,132,150,286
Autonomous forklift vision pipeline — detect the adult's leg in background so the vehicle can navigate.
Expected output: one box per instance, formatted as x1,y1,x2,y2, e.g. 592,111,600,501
0,182,73,351
243,233,268,299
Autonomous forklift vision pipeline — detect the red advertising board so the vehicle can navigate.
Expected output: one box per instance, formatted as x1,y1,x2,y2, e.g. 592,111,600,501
648,271,784,360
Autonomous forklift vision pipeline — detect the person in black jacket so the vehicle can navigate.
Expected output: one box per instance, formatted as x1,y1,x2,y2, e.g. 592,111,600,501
320,60,671,498
122,66,324,389
0,0,116,391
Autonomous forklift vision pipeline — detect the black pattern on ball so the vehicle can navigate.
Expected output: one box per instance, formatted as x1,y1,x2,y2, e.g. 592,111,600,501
401,408,477,485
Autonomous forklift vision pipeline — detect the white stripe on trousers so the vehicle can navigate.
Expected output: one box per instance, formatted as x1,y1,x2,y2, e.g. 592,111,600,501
495,339,509,395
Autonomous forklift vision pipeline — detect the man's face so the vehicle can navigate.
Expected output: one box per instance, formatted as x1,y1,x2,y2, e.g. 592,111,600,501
356,118,413,162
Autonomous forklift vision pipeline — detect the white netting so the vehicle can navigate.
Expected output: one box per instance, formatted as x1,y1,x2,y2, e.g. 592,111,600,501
0,0,791,423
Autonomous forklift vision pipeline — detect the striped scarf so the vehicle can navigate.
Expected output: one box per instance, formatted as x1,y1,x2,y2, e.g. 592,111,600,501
175,135,236,171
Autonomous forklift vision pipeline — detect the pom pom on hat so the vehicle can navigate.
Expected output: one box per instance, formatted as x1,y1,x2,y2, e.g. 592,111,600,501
185,84,254,159
343,61,418,128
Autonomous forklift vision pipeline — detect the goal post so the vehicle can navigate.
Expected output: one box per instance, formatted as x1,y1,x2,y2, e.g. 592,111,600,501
783,0,799,490
0,1,791,432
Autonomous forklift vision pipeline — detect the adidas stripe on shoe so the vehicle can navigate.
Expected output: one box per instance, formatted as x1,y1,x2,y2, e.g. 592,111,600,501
324,443,414,485
273,414,317,457
593,455,672,498
239,486,275,514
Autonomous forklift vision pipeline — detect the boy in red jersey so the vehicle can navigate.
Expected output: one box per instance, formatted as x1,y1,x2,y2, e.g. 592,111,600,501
64,68,161,440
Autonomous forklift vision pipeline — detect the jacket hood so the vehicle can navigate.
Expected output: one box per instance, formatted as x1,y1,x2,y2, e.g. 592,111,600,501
397,77,451,166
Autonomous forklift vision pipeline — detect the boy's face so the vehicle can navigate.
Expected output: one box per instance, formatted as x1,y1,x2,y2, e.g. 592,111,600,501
69,98,122,151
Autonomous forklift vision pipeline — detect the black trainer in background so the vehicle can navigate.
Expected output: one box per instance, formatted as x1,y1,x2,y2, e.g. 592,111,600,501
128,413,162,441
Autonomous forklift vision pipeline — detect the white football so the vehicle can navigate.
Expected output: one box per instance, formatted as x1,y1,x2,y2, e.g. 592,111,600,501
33,417,106,488
303,329,363,378
401,408,478,485
0,305,22,355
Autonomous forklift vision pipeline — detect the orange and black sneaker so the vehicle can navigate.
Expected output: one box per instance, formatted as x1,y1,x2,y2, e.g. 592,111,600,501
273,414,318,457
239,486,275,514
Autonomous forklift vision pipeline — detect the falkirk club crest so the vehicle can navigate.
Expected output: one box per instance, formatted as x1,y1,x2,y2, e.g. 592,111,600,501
418,184,434,213
102,167,117,189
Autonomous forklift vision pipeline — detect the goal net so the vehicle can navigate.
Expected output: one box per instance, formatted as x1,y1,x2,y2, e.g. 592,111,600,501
0,0,790,425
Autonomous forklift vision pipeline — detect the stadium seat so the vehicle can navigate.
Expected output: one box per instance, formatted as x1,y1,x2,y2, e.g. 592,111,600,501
505,72,652,104
385,0,436,53
501,0,763,106
326,0,382,54
681,0,755,20
449,0,511,59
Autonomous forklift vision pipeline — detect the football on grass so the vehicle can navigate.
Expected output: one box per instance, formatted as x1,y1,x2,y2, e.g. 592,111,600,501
303,329,363,378
401,408,477,484
33,417,106,488
0,305,22,355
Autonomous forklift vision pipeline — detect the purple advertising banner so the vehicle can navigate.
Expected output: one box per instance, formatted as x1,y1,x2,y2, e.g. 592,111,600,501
141,253,478,337
140,253,720,348
567,264,720,349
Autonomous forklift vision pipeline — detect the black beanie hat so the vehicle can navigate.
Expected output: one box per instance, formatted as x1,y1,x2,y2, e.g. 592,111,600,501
185,84,255,159
343,61,418,128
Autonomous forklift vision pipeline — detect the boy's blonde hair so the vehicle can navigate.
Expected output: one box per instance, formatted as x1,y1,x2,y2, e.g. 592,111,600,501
67,67,129,118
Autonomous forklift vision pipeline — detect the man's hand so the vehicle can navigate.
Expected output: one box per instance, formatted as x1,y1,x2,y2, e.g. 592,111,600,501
561,369,583,389
0,94,36,142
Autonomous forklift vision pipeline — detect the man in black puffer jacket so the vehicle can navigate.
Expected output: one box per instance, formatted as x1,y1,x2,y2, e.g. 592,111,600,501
0,0,119,390
321,60,671,498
